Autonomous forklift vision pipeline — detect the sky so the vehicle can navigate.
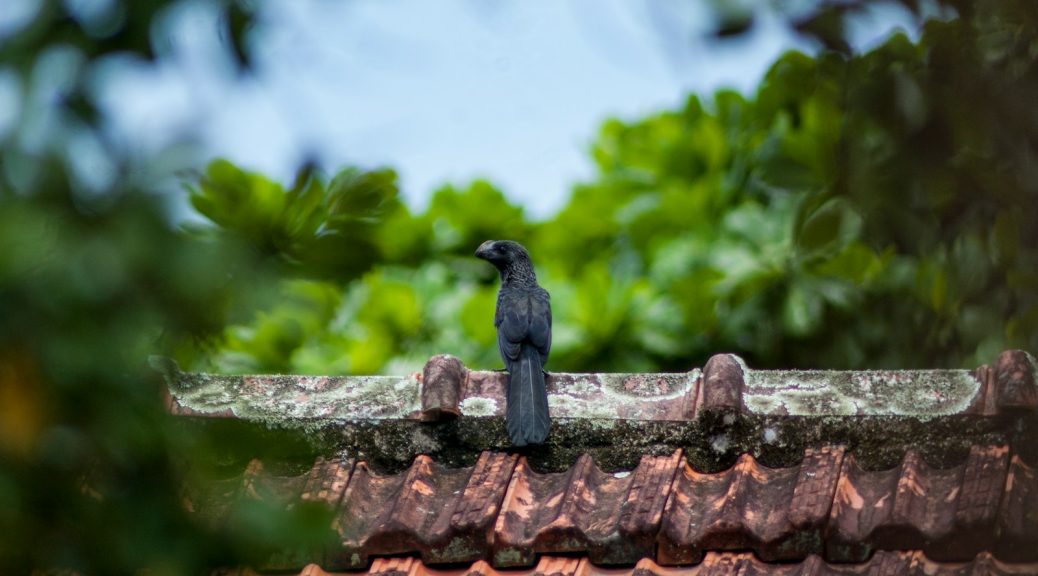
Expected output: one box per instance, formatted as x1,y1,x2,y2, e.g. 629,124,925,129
207,1,814,218
5,0,918,219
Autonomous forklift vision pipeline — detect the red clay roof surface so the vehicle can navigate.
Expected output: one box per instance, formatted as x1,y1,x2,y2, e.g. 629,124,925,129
165,350,1038,573
219,552,1038,575
192,445,1037,572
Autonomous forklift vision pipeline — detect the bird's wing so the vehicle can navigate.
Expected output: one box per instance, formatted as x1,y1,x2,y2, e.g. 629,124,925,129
529,288,551,364
496,289,528,362
497,287,552,365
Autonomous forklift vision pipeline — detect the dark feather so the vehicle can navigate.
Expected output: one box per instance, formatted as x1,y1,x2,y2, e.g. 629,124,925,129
476,240,552,446
506,344,550,445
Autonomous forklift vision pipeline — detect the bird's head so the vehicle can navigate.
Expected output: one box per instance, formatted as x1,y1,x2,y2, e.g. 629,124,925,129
475,240,530,269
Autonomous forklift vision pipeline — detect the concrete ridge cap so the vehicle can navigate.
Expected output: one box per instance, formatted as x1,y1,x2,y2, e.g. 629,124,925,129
154,350,1037,422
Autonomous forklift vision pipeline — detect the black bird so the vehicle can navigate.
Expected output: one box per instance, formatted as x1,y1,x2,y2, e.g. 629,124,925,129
475,240,551,446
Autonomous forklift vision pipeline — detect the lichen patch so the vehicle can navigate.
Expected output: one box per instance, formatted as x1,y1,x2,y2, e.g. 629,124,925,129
459,396,499,417
169,371,421,429
541,370,699,421
743,369,980,417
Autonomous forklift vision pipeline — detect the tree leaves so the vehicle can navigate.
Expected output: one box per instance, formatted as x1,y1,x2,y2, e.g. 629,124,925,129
188,159,398,280
794,197,863,262
199,0,1038,377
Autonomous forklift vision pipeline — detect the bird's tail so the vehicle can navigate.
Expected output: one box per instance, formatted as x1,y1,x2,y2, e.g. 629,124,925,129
506,344,551,446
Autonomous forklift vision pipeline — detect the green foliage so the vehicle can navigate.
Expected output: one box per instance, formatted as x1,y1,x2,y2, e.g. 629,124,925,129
188,160,397,280
0,2,385,573
199,1,1038,377
3,0,1038,573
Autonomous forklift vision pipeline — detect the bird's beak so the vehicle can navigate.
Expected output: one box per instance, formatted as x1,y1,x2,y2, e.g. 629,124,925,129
475,240,495,259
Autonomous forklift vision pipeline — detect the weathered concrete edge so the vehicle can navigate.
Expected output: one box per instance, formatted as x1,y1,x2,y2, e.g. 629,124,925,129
175,409,1037,474
152,350,1038,429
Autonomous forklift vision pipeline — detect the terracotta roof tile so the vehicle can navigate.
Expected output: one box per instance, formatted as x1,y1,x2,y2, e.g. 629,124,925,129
956,445,1010,528
493,451,682,566
288,552,1038,576
300,456,354,508
788,444,846,530
164,351,1038,572
186,458,351,572
998,453,1038,561
186,447,1038,571
825,445,1030,563
995,350,1038,412
328,452,518,568
659,446,845,564
422,355,465,421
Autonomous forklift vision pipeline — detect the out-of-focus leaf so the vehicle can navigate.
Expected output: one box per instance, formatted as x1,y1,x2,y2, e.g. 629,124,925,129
793,6,852,54
188,160,396,280
460,287,498,346
812,242,888,284
325,168,397,227
715,13,754,37
424,180,529,255
355,275,422,341
795,197,862,261
991,210,1021,265
783,280,823,336
284,166,325,238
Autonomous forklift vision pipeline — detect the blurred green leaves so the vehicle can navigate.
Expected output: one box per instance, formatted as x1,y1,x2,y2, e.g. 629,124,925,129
4,0,1038,573
0,1,369,573
794,197,862,262
199,0,1038,378
188,160,398,280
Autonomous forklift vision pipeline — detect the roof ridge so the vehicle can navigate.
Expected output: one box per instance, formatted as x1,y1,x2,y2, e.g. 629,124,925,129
158,349,1038,422
161,350,1038,472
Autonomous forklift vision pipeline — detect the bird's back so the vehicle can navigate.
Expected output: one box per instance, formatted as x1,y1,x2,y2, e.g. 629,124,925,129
495,285,551,365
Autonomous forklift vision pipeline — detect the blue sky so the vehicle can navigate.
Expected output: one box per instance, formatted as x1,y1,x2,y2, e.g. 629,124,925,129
78,1,917,219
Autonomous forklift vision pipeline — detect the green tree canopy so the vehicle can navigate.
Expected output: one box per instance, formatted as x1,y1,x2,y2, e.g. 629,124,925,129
0,1,384,572
194,2,1038,377
3,0,1037,573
